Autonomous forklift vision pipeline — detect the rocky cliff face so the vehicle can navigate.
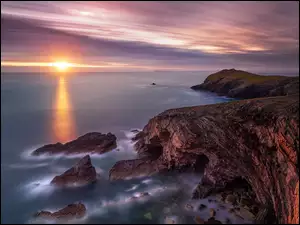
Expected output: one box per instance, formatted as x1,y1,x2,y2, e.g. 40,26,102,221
123,95,299,224
191,69,299,99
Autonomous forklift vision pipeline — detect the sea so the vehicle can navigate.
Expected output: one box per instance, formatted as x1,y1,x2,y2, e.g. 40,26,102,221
1,71,252,224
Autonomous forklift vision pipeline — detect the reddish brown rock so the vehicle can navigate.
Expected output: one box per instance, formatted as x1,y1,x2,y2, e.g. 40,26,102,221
130,94,299,224
34,203,86,220
109,157,167,181
32,132,117,156
51,155,96,187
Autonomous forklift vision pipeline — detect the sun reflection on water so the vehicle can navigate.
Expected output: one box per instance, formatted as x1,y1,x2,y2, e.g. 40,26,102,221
53,76,76,143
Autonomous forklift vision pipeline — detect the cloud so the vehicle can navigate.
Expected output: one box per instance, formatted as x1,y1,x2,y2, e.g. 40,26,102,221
1,1,299,73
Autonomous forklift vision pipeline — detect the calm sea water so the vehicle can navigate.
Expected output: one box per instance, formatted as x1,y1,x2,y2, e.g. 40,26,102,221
1,71,246,224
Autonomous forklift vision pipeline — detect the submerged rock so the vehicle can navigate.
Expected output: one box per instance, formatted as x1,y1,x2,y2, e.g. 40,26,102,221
34,203,86,220
32,132,117,156
51,155,96,187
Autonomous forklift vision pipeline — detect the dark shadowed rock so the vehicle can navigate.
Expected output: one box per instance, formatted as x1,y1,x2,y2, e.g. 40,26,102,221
205,217,222,224
51,155,96,187
191,69,299,99
34,203,86,220
32,132,117,156
152,83,156,85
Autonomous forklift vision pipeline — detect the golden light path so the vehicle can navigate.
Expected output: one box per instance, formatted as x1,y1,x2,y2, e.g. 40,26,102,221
53,76,76,143
1,61,131,69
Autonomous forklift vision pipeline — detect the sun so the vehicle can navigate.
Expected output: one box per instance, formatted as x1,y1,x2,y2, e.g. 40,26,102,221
51,61,71,72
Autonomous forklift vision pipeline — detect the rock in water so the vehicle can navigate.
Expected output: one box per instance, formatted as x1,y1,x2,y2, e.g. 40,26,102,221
151,83,156,85
32,132,117,156
34,203,86,220
51,155,96,187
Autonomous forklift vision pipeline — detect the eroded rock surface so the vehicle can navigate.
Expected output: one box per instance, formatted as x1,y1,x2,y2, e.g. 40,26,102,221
32,132,117,155
125,94,298,224
51,155,97,186
34,203,86,220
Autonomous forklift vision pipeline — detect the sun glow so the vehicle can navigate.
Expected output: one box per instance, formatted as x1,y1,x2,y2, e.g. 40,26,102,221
51,61,71,72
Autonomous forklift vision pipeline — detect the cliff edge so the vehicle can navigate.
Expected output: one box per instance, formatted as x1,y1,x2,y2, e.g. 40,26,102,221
191,69,299,99
110,94,299,224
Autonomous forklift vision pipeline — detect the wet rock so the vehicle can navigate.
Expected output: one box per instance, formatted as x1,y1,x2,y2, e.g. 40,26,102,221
205,217,222,224
131,129,140,133
225,194,236,205
165,216,176,224
51,155,96,187
218,204,226,210
225,218,231,224
109,157,167,181
228,208,235,214
185,203,194,210
234,213,244,220
195,216,205,224
32,132,117,155
34,203,86,220
237,208,255,220
198,204,207,211
209,208,216,217
152,83,156,85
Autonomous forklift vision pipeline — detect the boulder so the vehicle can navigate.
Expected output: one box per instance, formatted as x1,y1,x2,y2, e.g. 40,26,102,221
209,208,216,217
32,132,117,155
51,155,96,187
109,157,167,181
198,204,207,211
34,203,86,220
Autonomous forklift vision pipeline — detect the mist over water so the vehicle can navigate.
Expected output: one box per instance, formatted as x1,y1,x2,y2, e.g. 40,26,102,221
1,71,240,224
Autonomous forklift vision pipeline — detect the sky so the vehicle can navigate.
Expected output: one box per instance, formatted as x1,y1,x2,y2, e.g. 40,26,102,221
1,1,299,73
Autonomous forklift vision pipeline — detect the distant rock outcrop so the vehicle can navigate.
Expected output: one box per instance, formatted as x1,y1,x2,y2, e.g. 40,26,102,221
34,203,86,220
191,69,299,99
32,132,117,156
51,155,97,187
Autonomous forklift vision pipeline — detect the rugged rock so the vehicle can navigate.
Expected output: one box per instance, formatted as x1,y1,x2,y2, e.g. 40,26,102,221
51,155,96,186
32,132,117,156
198,204,207,210
210,208,216,217
109,157,168,181
191,69,299,99
129,94,299,224
34,203,86,220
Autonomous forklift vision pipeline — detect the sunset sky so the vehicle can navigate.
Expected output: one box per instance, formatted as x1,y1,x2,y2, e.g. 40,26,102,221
1,1,299,73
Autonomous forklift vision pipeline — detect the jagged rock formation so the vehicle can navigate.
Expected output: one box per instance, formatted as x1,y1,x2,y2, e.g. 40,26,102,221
51,155,97,186
34,203,86,220
109,94,299,224
32,132,117,155
191,69,299,99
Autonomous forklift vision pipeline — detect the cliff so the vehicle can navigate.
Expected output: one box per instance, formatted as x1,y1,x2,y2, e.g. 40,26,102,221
191,69,299,99
110,94,299,224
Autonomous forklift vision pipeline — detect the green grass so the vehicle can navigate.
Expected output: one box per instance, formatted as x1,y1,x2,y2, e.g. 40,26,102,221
206,69,287,84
